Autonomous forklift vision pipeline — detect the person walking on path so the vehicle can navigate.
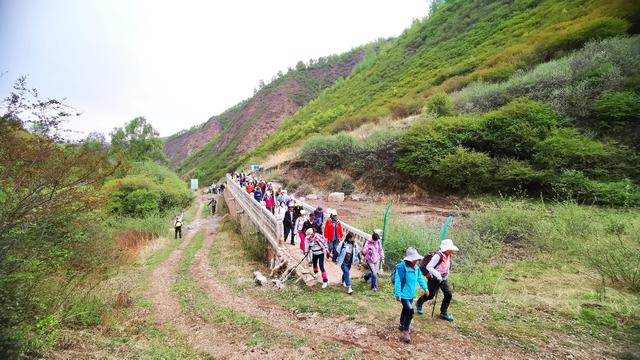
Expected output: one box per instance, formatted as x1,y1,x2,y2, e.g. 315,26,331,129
394,247,429,343
416,239,459,321
323,209,343,262
253,186,263,203
302,213,315,264
174,212,184,239
336,232,361,295
264,191,275,214
363,230,385,291
305,228,330,288
313,207,324,233
295,209,308,252
283,203,297,245
207,197,217,215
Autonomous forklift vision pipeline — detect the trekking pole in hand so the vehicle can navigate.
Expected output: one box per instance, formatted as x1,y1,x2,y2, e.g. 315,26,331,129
431,290,439,318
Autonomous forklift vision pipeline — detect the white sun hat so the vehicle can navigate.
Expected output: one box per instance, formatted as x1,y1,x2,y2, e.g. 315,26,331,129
305,228,314,236
440,239,459,252
330,209,338,216
300,209,307,215
403,247,423,262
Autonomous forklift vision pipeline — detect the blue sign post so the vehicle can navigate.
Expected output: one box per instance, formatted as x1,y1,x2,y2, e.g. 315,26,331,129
190,179,198,190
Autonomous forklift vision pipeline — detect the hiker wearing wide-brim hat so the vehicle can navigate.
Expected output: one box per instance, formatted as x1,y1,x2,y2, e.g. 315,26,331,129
416,239,459,322
394,247,429,343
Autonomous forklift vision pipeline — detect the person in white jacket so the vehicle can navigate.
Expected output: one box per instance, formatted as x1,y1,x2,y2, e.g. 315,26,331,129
416,239,459,321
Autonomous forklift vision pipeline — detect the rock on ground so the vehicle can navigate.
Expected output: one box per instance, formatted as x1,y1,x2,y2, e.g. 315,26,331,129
253,271,269,286
327,192,345,202
306,194,318,200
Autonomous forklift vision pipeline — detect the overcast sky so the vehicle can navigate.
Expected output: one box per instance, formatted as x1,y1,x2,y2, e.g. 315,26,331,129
0,0,430,139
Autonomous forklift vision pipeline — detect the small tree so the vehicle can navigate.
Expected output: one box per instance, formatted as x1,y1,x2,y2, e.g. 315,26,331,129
110,116,167,163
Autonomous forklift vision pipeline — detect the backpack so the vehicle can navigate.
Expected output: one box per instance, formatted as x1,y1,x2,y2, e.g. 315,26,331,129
390,262,407,288
419,250,444,277
175,220,182,227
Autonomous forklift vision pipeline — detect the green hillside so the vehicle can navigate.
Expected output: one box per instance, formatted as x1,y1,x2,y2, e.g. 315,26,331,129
223,0,633,155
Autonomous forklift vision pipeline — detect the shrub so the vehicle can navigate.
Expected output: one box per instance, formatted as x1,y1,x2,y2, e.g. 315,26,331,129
327,173,355,195
453,36,640,120
533,128,613,174
398,115,482,179
477,99,560,159
583,235,640,292
325,114,377,133
494,159,545,192
388,98,423,119
351,130,404,189
104,162,192,218
472,205,540,246
425,92,454,117
593,90,640,123
432,148,492,193
552,170,640,206
299,133,357,171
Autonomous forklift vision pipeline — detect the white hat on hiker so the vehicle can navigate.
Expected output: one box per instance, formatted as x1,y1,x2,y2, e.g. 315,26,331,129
300,209,307,215
373,229,383,236
440,239,459,252
403,247,423,262
330,209,338,216
305,228,314,236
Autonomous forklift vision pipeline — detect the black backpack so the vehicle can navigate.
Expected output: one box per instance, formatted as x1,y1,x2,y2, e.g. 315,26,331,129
419,251,444,277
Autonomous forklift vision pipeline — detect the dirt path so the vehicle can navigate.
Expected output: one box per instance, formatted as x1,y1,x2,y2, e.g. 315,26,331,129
146,198,316,359
192,210,535,360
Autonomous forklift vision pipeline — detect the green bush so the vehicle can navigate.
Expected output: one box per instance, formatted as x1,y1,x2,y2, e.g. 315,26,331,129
299,133,357,171
471,204,540,246
425,92,454,117
454,36,640,120
398,115,482,179
533,128,613,174
327,173,355,195
104,162,192,217
433,148,492,193
477,99,560,159
494,159,545,192
552,170,640,206
593,90,640,123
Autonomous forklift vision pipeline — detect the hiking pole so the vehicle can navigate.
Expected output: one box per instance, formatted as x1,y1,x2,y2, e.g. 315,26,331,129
280,251,310,283
431,290,439,318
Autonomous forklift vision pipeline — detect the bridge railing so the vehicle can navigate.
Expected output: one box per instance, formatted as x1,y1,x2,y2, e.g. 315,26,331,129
225,174,372,248
225,174,283,249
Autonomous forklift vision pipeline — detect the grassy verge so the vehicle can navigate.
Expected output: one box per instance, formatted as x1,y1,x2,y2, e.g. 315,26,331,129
359,198,640,355
47,200,203,359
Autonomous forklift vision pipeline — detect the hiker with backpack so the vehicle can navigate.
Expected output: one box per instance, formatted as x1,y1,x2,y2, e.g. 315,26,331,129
323,209,343,262
394,247,429,343
207,197,217,215
336,232,361,295
174,212,184,239
362,230,385,292
305,228,330,288
253,186,263,203
416,239,459,321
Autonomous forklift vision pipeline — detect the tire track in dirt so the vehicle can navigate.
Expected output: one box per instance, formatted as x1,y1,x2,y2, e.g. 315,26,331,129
191,211,544,359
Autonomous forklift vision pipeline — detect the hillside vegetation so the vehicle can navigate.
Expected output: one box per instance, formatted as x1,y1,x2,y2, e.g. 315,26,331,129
165,45,380,180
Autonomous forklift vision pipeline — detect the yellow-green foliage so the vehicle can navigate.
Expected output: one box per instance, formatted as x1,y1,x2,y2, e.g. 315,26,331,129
104,162,192,217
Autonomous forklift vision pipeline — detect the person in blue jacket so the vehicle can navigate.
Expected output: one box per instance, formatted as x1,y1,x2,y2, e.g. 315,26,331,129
394,247,429,343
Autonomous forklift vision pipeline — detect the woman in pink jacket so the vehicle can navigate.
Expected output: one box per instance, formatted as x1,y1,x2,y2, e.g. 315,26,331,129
264,191,275,214
362,230,385,291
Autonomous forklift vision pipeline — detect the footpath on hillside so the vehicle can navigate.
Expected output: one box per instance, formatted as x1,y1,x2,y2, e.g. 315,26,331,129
142,194,538,359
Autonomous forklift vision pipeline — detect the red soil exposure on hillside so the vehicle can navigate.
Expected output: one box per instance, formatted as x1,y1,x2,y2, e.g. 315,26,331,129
164,53,363,168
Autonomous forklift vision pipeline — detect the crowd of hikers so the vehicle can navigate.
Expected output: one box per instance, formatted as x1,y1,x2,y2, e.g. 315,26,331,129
229,171,460,344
